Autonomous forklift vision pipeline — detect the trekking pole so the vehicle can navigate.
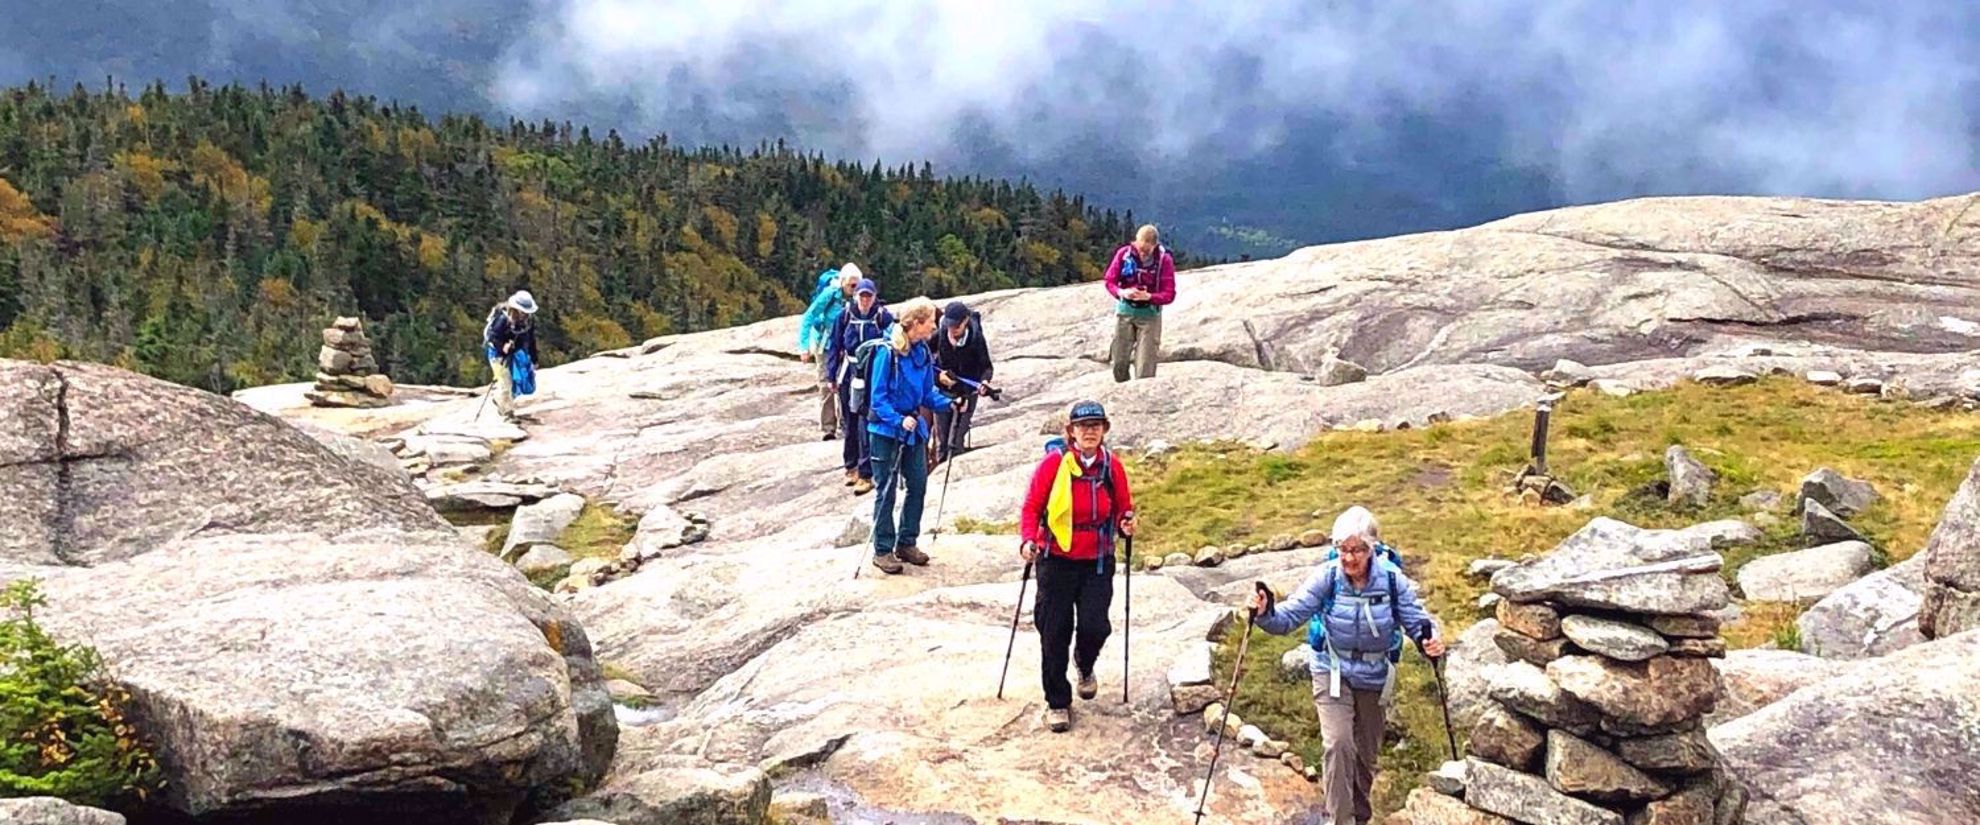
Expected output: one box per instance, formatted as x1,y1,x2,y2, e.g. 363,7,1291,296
997,558,1034,699
1416,637,1459,762
1194,586,1261,825
1121,531,1132,704
930,436,957,543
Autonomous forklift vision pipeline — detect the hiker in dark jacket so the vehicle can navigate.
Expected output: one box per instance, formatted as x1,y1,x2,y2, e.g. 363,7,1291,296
482,290,540,420
931,300,996,467
865,298,952,575
1249,506,1445,825
825,279,893,494
1018,400,1137,733
1102,224,1176,382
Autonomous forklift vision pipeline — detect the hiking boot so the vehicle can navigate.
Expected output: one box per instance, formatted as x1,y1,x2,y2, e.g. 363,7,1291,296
852,477,874,495
895,544,930,566
842,469,857,486
871,553,905,575
1044,708,1071,733
1077,670,1098,701
822,430,837,441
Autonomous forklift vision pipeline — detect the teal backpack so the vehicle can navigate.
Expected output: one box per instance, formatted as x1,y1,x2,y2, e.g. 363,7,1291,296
1305,541,1407,663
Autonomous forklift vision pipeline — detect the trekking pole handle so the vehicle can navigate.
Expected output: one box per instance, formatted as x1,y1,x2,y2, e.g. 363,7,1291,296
1251,582,1275,619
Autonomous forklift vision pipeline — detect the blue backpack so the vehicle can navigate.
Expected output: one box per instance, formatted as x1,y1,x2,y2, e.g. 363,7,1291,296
1305,541,1406,663
848,338,898,420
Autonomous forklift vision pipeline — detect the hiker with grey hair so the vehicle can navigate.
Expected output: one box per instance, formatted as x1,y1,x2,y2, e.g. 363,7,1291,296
1246,506,1446,825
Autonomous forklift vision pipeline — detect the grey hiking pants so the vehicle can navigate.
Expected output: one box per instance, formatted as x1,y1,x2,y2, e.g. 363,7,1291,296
1312,675,1386,825
816,355,839,435
1110,313,1162,382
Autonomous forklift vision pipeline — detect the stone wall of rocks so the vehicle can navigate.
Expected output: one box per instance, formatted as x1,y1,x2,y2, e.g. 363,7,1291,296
306,316,394,408
1395,518,1747,825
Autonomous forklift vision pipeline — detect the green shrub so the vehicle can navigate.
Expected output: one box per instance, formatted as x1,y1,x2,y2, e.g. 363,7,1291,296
0,579,161,807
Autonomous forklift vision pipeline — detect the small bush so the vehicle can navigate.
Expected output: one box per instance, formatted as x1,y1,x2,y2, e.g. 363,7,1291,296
0,579,161,807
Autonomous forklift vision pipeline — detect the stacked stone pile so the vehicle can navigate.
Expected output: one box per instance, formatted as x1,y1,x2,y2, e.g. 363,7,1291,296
1394,518,1747,825
305,316,394,408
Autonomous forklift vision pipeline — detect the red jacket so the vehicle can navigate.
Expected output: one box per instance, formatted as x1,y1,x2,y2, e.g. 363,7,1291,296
1103,245,1177,307
1019,448,1135,560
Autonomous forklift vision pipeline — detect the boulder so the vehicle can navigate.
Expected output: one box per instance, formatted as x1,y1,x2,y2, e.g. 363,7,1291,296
1279,644,1313,682
1495,629,1573,666
1797,554,1928,658
1427,759,1470,796
1643,614,1720,639
1318,353,1369,386
1920,458,1980,639
1168,641,1215,688
1560,614,1669,662
0,798,126,825
1692,366,1756,387
1544,729,1673,802
1739,490,1785,512
1194,545,1227,567
551,762,771,825
1392,787,1520,825
1492,518,1729,615
1464,758,1624,825
1547,654,1719,731
1589,378,1635,398
1164,552,1194,568
515,544,576,576
1712,631,1980,825
1470,703,1546,772
1543,358,1595,386
1445,619,1511,728
1735,541,1874,603
1672,519,1763,550
1706,649,1853,727
1489,661,1601,735
425,481,561,514
1298,529,1328,548
1804,370,1843,386
1800,499,1869,545
1797,468,1879,519
1664,445,1717,507
1613,728,1717,775
1468,558,1515,580
1496,600,1562,640
623,505,701,561
1845,376,1885,394
505,493,588,557
0,360,616,822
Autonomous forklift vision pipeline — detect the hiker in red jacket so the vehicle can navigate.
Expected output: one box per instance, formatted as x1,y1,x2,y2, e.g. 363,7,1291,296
1018,400,1137,732
1102,225,1176,382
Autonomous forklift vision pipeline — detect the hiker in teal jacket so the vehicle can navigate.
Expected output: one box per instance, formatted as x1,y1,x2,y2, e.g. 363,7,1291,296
1249,506,1445,825
864,297,953,575
799,264,863,439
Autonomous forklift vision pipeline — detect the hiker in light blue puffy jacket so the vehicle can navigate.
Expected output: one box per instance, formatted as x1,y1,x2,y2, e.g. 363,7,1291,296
799,264,863,439
1249,506,1445,825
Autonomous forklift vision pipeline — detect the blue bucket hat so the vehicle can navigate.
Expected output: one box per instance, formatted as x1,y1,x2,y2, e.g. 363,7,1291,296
1069,400,1108,424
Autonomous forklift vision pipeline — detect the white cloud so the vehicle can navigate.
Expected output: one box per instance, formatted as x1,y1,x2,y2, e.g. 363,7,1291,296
489,1,1980,202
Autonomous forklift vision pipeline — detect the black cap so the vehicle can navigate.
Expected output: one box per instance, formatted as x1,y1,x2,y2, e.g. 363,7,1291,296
1069,400,1108,424
942,301,971,327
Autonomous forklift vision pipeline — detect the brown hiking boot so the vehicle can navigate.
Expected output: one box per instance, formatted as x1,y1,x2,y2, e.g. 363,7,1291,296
871,553,905,575
842,469,856,486
895,544,929,566
1077,670,1098,701
1044,708,1071,733
852,477,874,495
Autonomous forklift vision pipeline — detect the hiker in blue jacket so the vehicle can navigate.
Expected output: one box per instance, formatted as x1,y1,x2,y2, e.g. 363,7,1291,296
482,290,539,421
825,278,892,494
864,297,952,575
799,263,863,440
1248,506,1445,825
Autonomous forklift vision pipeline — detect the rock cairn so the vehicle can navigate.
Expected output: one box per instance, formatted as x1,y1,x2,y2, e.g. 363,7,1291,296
306,316,394,408
1395,517,1747,825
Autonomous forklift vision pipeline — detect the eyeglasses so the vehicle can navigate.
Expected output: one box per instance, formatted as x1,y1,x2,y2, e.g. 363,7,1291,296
1335,542,1371,557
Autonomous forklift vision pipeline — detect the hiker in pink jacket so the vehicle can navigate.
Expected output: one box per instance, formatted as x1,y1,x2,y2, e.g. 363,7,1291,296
1103,224,1176,382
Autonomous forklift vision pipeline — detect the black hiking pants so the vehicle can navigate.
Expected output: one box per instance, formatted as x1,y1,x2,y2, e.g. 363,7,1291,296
1034,552,1115,710
931,393,976,465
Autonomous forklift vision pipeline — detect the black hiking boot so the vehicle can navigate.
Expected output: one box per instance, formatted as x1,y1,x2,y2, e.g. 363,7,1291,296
895,544,930,566
871,553,904,575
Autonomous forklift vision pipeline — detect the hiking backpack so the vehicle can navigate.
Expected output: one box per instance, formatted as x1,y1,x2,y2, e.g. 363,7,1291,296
1304,541,1407,663
1118,246,1167,304
847,338,897,420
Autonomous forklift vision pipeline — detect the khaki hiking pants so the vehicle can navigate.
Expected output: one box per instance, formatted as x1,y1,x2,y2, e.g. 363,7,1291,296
816,353,839,435
1312,675,1387,825
488,355,515,417
1110,313,1162,382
